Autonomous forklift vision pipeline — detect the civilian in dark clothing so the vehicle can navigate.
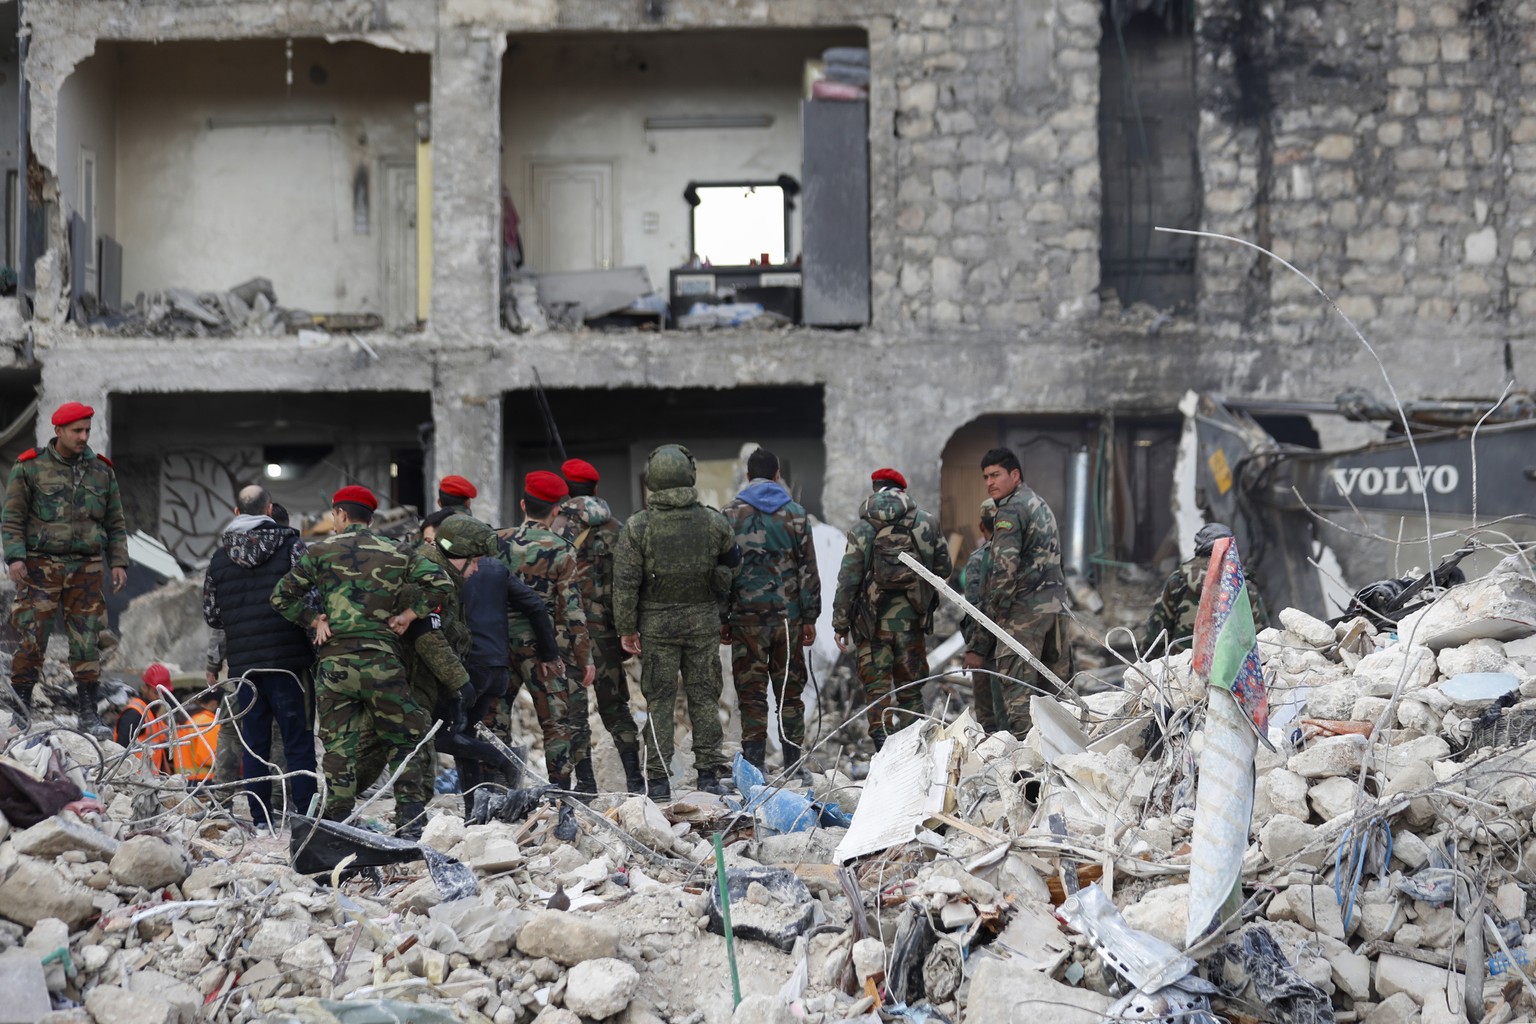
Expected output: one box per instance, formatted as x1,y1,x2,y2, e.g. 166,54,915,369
448,520,561,816
203,485,318,827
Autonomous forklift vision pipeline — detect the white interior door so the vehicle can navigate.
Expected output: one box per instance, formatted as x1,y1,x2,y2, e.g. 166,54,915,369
528,161,614,272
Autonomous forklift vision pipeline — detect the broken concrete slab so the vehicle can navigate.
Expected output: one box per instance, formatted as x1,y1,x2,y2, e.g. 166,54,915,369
84,986,177,1024
12,819,119,861
966,955,1114,1024
0,858,97,929
515,910,620,965
0,949,52,1023
109,836,190,890
563,958,639,1019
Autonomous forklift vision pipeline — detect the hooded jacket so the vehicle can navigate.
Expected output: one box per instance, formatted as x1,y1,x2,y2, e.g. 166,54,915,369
723,479,820,625
202,517,314,678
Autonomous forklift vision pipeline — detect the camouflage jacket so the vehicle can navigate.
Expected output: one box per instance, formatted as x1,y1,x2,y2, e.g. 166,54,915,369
613,486,738,639
553,495,622,636
1143,557,1270,655
270,523,452,657
960,540,991,651
722,480,821,626
402,544,471,703
497,521,590,666
2,440,129,567
832,488,952,641
970,483,1065,657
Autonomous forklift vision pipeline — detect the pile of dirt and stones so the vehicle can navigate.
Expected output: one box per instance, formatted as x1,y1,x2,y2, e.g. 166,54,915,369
3,560,1536,1023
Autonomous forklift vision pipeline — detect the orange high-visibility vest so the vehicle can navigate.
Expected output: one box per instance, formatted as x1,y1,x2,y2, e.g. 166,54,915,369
172,708,220,782
120,696,171,775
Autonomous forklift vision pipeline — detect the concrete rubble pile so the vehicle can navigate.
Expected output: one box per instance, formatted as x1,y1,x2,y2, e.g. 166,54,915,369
4,566,1536,1023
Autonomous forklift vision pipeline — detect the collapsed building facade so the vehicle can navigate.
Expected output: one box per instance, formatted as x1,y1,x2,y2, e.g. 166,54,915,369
0,0,1525,589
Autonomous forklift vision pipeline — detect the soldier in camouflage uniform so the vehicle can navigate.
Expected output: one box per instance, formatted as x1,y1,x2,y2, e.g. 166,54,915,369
3,402,128,736
722,448,820,776
962,448,1068,736
555,459,644,794
351,513,472,801
832,468,952,750
614,445,740,801
960,498,1002,732
1143,522,1269,656
271,485,452,836
496,471,593,792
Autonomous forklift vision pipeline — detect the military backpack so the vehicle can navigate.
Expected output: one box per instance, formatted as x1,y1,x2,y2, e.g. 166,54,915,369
867,515,921,592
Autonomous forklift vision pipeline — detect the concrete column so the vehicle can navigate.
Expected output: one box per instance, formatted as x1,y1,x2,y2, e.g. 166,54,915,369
429,27,505,340
431,386,503,527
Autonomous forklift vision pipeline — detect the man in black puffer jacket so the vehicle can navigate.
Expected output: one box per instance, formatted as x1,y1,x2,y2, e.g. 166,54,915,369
203,484,318,826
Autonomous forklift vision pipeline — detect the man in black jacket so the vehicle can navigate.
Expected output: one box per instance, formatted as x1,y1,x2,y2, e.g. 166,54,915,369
203,484,318,827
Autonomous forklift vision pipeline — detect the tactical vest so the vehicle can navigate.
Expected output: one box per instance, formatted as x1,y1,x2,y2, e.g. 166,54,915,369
635,506,725,605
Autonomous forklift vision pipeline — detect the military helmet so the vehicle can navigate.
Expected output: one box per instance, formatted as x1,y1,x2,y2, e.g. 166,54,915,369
435,514,497,559
645,444,696,490
1193,522,1234,557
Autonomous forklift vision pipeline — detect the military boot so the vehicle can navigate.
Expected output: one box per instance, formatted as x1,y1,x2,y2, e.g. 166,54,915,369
741,740,766,772
573,759,598,800
76,684,111,739
618,747,646,795
781,741,812,784
646,773,671,804
395,802,427,841
695,767,732,796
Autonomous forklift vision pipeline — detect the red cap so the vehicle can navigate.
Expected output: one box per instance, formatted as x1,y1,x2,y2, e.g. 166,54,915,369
51,401,96,427
872,467,908,489
524,470,569,503
142,664,171,693
438,475,478,499
562,459,600,484
332,485,379,511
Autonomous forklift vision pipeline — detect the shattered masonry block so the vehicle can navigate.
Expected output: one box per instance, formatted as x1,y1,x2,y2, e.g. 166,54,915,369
1287,734,1368,779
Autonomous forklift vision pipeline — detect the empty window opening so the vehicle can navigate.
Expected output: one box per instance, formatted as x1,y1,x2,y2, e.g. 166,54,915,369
110,391,431,565
60,40,429,333
499,29,869,332
502,385,824,522
1098,2,1200,312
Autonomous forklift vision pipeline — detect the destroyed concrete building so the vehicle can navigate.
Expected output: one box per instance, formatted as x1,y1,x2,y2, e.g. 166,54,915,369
0,0,1518,588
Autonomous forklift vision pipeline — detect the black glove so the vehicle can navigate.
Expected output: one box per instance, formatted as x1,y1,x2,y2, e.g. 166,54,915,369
438,692,468,735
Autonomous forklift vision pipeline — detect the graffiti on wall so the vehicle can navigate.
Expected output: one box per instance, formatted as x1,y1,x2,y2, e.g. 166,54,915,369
159,448,263,564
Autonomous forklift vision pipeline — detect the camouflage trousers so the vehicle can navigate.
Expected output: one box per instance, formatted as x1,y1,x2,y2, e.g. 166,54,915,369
10,556,105,694
729,622,808,748
968,658,1004,734
495,644,575,783
638,632,726,777
314,647,432,819
992,610,1068,736
355,630,470,791
855,628,927,738
590,632,638,755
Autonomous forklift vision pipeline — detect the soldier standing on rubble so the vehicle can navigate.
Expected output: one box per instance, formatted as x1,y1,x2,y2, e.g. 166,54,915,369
1142,522,1269,656
722,447,821,777
614,444,740,800
496,471,593,793
555,458,645,794
961,498,1001,732
962,447,1068,736
271,485,450,836
832,468,951,750
3,401,128,736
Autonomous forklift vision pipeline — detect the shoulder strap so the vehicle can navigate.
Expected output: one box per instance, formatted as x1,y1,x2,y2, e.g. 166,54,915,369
96,453,114,469
17,448,37,462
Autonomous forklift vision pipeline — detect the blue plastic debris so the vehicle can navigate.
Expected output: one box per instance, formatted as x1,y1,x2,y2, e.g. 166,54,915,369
731,754,852,834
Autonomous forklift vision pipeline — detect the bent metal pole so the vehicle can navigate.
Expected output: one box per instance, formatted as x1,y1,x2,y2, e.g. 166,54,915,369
896,550,1085,712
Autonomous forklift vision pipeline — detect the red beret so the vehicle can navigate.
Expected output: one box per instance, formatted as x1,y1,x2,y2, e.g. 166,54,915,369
562,458,600,484
524,470,569,503
332,485,379,511
142,663,171,692
438,475,478,499
51,401,95,427
871,467,908,489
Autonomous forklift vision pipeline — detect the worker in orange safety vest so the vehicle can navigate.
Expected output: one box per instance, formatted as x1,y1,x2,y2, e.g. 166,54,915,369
116,663,173,774
171,692,222,783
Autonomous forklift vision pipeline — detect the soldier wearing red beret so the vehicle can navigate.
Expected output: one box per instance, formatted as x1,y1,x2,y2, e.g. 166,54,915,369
555,458,644,794
493,470,595,794
437,474,478,513
2,401,127,735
